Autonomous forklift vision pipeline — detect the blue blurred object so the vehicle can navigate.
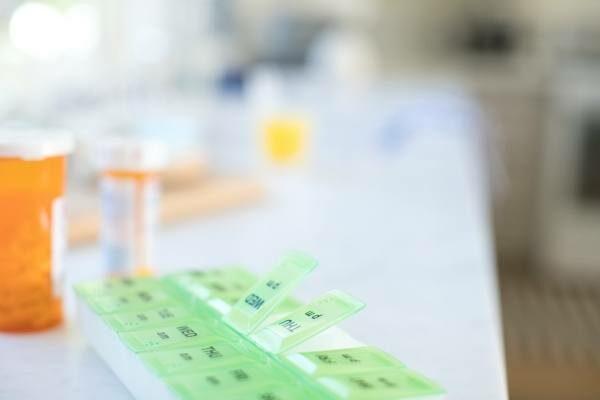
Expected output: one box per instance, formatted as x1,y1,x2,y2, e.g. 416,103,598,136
379,115,410,154
216,67,247,96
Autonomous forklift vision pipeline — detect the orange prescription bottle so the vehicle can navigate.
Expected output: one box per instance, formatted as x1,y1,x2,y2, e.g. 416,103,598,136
95,138,168,276
0,133,73,332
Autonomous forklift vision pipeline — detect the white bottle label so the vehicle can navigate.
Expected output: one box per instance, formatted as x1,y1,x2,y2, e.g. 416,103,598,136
100,176,159,274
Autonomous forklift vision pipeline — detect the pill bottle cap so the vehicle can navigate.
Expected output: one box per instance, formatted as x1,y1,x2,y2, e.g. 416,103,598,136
0,129,74,160
95,137,169,172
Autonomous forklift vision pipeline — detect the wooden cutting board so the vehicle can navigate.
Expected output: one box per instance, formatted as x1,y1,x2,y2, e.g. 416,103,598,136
68,177,264,246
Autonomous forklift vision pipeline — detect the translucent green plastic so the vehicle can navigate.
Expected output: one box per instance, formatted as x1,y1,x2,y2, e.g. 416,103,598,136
139,339,252,375
165,362,276,399
219,384,311,400
103,305,193,331
164,268,257,300
85,288,173,314
119,319,222,352
164,267,258,315
318,368,445,399
75,276,160,298
251,290,365,353
75,257,444,400
225,251,317,333
285,346,404,375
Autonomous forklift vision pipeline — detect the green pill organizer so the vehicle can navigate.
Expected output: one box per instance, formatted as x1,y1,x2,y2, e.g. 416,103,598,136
75,251,445,399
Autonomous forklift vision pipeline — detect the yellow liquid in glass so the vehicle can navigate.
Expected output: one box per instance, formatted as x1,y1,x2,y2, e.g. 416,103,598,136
262,116,308,164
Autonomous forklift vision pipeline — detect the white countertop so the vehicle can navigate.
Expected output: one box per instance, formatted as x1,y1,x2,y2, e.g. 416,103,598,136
0,125,507,399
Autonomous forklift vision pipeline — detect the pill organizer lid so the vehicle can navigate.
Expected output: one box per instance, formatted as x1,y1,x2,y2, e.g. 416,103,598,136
94,136,169,172
0,129,74,160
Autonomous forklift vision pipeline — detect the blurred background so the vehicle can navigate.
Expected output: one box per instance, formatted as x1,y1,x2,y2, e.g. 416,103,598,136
1,0,600,398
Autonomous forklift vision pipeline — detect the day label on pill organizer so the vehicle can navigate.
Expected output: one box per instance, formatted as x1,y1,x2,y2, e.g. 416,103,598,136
219,384,312,400
318,368,444,399
251,290,365,353
163,273,212,300
139,339,252,375
269,296,303,320
285,346,404,375
165,268,258,307
103,305,193,331
225,251,317,333
75,276,159,298
119,319,222,352
86,289,173,314
166,362,279,399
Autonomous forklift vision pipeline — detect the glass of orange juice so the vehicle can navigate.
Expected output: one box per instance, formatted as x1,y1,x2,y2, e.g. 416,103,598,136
0,131,73,332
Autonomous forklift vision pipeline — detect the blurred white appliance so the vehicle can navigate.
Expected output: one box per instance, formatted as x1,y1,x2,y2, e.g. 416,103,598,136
537,57,600,279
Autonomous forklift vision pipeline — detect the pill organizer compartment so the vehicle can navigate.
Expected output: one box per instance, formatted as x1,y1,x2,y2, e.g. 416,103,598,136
75,258,445,399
